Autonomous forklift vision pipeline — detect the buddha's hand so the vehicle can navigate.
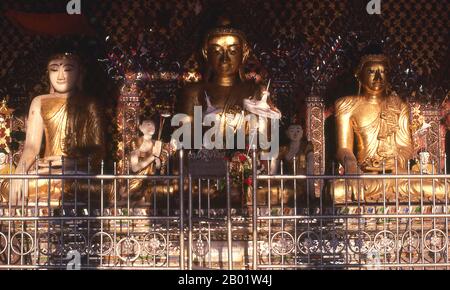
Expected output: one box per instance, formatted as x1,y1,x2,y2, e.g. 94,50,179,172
154,158,161,170
341,158,364,201
343,179,364,202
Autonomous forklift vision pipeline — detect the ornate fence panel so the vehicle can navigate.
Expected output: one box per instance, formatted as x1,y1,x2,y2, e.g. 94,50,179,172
0,150,449,269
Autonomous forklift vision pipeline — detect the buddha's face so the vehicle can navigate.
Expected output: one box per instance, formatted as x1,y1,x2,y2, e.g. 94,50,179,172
205,34,244,78
359,61,388,94
286,125,303,142
48,58,81,94
139,120,155,136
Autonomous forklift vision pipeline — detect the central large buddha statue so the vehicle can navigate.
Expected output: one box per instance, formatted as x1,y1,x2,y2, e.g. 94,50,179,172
333,53,446,203
177,18,281,207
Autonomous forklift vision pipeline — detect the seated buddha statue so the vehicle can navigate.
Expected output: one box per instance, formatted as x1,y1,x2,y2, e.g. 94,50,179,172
177,18,281,206
332,53,446,203
2,52,110,206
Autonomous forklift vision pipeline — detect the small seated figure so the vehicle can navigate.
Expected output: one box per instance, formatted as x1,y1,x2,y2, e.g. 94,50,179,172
267,119,314,205
1,52,108,206
411,151,436,174
332,53,446,203
123,120,162,202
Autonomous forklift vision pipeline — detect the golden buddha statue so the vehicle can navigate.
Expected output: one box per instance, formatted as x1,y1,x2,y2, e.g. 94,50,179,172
176,18,281,207
333,54,446,203
2,52,108,206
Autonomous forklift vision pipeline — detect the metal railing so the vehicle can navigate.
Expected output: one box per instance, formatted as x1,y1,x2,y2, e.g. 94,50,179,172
0,150,449,269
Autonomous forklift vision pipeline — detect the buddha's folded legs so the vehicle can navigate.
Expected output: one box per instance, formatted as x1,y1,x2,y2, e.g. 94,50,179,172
0,175,115,206
331,177,448,203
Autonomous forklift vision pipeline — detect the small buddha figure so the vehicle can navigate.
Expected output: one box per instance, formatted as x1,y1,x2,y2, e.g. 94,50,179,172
123,120,162,202
268,120,314,205
276,121,314,175
333,53,446,203
3,52,107,206
411,151,435,175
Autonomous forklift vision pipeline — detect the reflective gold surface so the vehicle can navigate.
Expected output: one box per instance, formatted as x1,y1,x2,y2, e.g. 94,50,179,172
333,55,446,203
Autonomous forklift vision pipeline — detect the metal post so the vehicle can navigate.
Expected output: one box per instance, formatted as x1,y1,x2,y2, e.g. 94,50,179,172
179,149,184,269
252,148,258,270
226,163,232,270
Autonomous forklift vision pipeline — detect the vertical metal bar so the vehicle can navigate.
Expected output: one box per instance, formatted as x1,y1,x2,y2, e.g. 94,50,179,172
293,157,298,267
7,155,12,267
318,160,323,267
407,160,412,268
382,160,387,265
20,162,25,266
33,157,38,266
280,160,285,267
432,160,436,269
179,149,184,270
395,157,400,266
100,160,104,267
419,155,424,269
226,162,232,270
60,157,65,269
252,148,258,270
188,174,192,270
444,154,448,269
86,157,91,268
166,165,170,269
306,157,312,264
343,156,348,208
207,179,211,269
126,162,130,243
113,162,117,265
153,180,157,267
268,159,272,267
74,159,78,218
356,163,361,269
198,178,202,268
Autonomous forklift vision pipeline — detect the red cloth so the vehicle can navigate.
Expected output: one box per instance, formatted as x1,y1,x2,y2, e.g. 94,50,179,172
4,10,96,36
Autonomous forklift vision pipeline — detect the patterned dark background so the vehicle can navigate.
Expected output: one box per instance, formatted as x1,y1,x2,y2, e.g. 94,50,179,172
0,0,448,137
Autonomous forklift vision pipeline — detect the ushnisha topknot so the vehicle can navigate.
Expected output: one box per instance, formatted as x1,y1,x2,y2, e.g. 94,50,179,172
203,16,247,43
355,54,390,77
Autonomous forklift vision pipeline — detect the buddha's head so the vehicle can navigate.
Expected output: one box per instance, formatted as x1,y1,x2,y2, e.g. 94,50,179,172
202,18,250,84
286,124,303,142
47,53,83,94
355,54,390,96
